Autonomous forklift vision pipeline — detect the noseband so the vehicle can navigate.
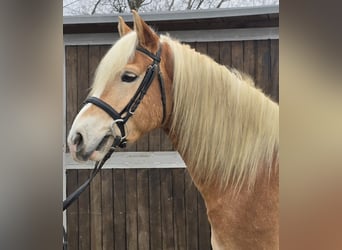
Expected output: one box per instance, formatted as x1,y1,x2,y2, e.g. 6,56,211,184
84,45,166,149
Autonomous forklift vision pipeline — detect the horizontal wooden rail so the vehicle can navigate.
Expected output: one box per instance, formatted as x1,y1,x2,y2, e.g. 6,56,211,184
64,151,187,169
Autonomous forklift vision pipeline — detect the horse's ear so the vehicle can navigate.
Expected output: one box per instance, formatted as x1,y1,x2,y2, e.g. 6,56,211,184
118,16,132,37
132,10,159,51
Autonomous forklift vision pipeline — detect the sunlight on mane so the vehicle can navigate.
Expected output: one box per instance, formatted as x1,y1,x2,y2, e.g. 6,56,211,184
161,35,279,191
90,31,138,97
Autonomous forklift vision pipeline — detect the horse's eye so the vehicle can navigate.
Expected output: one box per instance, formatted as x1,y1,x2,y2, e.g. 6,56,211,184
121,72,138,83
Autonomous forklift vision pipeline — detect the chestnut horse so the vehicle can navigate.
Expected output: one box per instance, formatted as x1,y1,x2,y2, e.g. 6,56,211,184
68,11,279,250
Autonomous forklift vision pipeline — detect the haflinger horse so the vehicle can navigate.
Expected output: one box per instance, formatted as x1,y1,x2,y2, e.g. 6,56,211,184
68,11,279,250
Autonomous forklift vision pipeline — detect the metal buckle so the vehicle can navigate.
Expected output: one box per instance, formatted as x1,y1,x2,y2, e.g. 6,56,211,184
111,119,128,140
128,106,135,115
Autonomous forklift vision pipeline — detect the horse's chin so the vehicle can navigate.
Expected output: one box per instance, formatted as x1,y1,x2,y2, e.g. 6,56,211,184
71,149,108,163
89,150,106,161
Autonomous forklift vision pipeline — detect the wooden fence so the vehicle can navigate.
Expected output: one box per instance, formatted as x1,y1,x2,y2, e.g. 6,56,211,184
65,38,278,249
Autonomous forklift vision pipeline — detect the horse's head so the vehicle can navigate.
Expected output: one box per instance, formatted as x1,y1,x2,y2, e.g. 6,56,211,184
68,12,173,162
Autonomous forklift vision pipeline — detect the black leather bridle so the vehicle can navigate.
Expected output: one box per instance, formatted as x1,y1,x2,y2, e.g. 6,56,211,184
84,45,166,149
62,44,166,250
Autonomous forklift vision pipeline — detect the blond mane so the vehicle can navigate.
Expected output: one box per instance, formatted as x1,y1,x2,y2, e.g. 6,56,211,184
90,32,138,96
161,36,279,191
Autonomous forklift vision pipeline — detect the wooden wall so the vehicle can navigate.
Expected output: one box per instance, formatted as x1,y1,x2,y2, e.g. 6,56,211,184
66,169,211,250
65,39,279,250
65,40,279,152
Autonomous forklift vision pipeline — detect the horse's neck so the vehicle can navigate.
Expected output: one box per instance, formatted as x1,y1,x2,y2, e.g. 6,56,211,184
178,147,279,250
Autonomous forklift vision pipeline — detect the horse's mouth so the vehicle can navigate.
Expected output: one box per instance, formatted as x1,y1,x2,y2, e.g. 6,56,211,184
74,135,113,162
96,134,112,151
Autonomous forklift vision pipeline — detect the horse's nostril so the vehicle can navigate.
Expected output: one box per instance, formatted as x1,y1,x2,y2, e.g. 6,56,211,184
73,132,83,151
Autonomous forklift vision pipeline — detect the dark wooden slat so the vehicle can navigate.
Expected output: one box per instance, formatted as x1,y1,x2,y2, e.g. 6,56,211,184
100,45,111,57
149,169,162,250
113,169,126,250
88,45,101,90
90,171,102,249
78,169,91,250
160,130,173,151
65,46,78,151
136,133,149,152
149,128,161,151
195,42,208,55
208,42,220,63
101,169,114,250
125,169,138,250
160,169,174,249
173,169,186,250
231,41,244,72
66,169,79,250
219,41,232,67
185,171,198,250
270,39,279,102
243,40,256,78
77,46,89,109
187,42,196,49
198,192,211,250
137,169,150,250
124,142,138,152
255,40,271,94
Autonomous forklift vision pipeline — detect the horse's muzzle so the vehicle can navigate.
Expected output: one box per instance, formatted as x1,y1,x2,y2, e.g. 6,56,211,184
68,131,113,162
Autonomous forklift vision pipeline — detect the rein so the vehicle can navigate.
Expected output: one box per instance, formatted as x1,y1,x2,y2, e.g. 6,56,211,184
63,44,166,249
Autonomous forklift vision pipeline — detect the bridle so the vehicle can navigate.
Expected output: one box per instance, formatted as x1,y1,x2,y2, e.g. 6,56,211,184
84,45,166,149
62,44,166,250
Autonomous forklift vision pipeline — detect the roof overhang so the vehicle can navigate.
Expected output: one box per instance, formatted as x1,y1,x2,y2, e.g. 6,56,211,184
63,6,279,34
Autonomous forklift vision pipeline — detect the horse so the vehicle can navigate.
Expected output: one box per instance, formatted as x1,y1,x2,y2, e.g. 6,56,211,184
68,11,279,250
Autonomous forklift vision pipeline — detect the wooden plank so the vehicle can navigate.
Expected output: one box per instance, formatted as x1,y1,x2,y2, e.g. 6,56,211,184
219,41,232,67
136,133,149,152
113,169,126,250
65,46,78,151
101,169,114,250
231,41,244,72
78,169,91,250
66,169,78,250
185,42,195,50
100,45,111,57
195,42,208,55
123,141,138,152
90,170,102,249
65,152,186,169
137,169,150,250
149,128,161,151
88,45,101,90
125,169,138,250
160,169,174,249
208,42,220,63
243,40,256,78
270,39,279,102
185,170,198,250
160,130,173,151
172,169,186,250
77,46,89,109
149,169,162,250
198,192,211,250
255,40,271,94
